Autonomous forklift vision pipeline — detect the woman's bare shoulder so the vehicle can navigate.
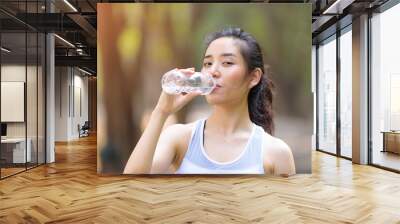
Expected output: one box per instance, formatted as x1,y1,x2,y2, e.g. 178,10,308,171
161,121,197,165
163,121,196,136
161,121,197,148
262,132,296,176
262,132,291,154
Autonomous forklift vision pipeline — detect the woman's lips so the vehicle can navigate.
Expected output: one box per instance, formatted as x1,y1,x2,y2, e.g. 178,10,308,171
211,84,221,93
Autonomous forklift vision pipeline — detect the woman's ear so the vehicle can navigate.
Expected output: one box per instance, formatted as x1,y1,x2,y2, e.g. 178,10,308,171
248,68,262,88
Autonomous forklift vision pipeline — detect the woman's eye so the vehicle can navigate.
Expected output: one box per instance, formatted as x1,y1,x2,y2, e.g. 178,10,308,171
203,62,212,67
223,62,233,65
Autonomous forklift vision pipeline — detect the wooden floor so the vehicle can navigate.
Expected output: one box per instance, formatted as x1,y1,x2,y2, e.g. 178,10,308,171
1,163,45,178
1,135,400,223
1,167,26,178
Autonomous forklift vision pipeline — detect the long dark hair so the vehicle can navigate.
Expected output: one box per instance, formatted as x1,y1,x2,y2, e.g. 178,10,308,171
204,27,274,134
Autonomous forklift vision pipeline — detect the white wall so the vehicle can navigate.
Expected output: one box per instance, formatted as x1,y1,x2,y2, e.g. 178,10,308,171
1,63,46,163
1,65,34,137
72,73,89,138
1,65,26,129
1,65,26,81
55,67,69,141
55,67,89,141
1,82,25,122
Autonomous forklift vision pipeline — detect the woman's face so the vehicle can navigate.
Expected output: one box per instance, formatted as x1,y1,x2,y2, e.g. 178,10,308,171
202,37,254,105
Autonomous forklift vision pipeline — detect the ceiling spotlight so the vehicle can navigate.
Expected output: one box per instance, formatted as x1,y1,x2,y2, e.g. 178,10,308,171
54,34,75,48
1,47,11,53
63,0,78,12
322,0,354,15
77,67,93,76
76,48,85,55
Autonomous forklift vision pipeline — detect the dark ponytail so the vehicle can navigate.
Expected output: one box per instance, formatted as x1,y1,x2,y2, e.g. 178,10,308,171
204,27,274,134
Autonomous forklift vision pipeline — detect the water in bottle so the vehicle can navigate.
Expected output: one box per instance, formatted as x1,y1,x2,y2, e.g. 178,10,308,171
161,70,216,95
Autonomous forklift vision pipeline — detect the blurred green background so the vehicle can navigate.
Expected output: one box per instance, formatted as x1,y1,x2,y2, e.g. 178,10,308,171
97,3,312,174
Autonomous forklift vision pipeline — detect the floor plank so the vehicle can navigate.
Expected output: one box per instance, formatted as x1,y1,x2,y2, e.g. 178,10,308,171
1,135,400,223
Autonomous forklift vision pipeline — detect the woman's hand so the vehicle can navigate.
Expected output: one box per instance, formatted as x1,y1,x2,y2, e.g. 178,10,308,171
155,68,202,116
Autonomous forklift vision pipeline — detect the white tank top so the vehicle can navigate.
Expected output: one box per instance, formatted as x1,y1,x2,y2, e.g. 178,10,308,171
175,118,265,174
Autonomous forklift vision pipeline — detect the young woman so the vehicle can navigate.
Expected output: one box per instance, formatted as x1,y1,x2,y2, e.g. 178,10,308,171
123,27,296,176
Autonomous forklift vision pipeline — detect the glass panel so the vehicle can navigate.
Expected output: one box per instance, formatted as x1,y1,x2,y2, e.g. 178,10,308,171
312,45,317,151
318,36,337,154
0,1,46,178
38,32,45,165
1,30,27,177
371,3,400,171
340,28,352,158
27,31,38,169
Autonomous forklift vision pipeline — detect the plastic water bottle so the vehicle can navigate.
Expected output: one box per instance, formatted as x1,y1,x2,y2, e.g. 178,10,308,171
161,70,216,95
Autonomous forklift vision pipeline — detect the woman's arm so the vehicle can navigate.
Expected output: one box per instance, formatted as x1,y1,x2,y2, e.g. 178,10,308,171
150,123,188,173
123,109,169,174
123,68,201,174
